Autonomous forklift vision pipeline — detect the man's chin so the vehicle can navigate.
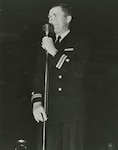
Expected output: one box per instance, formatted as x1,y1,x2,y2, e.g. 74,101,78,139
54,28,60,34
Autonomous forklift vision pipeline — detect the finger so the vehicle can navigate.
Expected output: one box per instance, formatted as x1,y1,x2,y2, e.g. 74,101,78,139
41,111,48,121
38,112,44,122
34,117,39,123
35,113,44,122
43,36,49,40
33,114,39,122
42,44,46,50
33,110,44,122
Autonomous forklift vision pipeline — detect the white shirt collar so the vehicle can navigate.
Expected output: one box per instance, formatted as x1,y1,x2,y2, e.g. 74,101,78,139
56,30,70,42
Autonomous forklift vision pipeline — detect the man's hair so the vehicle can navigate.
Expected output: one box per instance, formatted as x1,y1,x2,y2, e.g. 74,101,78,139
51,3,72,17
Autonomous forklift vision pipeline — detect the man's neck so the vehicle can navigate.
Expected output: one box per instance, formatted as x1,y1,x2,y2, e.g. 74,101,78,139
56,29,70,42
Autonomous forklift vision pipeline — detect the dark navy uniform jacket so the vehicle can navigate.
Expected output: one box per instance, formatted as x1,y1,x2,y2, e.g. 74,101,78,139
31,32,89,123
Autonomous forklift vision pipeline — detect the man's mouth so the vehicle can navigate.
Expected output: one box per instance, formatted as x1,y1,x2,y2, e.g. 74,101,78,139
53,24,58,29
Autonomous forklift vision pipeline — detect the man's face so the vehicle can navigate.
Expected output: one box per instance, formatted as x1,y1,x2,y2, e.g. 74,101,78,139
48,6,70,35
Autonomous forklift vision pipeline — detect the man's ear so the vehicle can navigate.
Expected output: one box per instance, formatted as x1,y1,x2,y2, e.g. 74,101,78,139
67,15,72,24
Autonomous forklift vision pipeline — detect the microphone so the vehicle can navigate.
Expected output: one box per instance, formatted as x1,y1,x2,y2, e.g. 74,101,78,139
42,23,54,36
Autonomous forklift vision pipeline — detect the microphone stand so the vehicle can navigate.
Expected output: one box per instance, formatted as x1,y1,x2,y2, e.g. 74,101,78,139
42,31,49,150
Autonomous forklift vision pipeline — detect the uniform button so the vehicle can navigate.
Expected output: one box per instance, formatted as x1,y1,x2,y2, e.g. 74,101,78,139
58,75,62,79
31,92,34,95
66,58,70,62
58,87,62,92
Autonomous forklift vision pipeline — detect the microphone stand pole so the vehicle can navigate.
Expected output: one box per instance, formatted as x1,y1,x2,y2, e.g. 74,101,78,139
42,32,49,150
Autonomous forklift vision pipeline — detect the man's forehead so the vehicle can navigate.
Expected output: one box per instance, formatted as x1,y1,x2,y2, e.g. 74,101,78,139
49,6,64,15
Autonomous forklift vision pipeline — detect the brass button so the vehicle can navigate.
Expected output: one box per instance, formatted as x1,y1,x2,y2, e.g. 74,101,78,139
58,75,62,79
31,92,34,95
66,58,70,62
58,88,62,92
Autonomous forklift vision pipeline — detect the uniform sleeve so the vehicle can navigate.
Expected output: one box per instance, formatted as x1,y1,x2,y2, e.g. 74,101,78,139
30,45,45,104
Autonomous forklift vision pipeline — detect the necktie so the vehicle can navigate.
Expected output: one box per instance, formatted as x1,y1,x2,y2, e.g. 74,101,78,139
56,35,61,43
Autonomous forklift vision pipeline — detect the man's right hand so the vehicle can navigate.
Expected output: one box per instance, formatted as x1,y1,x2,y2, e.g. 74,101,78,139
33,102,47,122
41,36,57,56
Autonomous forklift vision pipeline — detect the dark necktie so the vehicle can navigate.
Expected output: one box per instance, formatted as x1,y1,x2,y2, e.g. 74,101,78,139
56,35,61,43
55,35,61,48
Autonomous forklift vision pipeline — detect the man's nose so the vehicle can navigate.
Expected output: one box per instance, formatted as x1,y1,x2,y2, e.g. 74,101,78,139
49,16,55,24
49,18,53,24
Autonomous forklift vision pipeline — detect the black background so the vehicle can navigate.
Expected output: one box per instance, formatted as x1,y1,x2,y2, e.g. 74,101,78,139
0,0,118,149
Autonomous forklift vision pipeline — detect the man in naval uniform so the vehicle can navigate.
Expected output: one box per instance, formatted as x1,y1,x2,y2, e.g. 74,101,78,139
31,3,90,150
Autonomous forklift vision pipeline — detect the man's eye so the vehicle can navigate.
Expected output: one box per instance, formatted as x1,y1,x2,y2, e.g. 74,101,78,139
54,14,58,18
48,14,58,20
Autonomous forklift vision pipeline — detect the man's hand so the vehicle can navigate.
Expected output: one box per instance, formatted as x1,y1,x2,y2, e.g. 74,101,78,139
42,36,57,56
33,102,47,123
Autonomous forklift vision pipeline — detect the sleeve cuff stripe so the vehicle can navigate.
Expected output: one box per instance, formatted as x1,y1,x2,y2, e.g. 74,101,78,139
58,55,67,69
31,93,42,102
56,54,65,68
56,54,67,69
